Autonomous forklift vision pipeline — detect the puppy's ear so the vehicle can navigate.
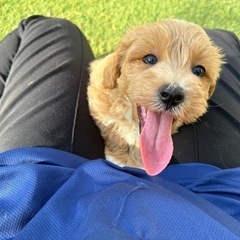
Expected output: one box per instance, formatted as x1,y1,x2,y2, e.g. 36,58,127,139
102,29,137,89
208,83,216,97
103,53,121,89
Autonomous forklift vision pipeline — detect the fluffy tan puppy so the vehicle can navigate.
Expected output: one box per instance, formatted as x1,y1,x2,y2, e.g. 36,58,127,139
88,19,223,176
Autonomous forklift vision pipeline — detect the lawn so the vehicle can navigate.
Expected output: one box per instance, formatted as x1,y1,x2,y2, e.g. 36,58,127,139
0,0,239,57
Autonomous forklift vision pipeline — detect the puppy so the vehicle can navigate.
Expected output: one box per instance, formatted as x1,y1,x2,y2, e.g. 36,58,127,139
88,19,223,176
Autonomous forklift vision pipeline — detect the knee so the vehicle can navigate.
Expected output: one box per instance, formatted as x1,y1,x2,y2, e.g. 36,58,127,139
21,15,82,39
23,15,75,28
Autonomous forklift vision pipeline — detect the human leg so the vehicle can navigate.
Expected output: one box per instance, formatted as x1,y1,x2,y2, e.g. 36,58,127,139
0,16,104,159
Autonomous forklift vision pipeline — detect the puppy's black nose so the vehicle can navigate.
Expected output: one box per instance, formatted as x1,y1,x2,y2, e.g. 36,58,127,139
159,85,184,109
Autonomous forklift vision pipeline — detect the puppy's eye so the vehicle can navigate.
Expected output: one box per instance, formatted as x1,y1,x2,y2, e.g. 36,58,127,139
192,65,205,77
142,54,158,65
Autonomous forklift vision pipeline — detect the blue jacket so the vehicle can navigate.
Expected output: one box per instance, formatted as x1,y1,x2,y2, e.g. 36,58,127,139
1,147,240,239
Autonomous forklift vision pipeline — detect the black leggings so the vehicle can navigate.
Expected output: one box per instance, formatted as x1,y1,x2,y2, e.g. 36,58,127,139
0,16,104,159
0,16,239,168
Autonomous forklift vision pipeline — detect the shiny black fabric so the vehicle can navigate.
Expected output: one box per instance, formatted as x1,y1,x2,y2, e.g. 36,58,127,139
0,16,104,159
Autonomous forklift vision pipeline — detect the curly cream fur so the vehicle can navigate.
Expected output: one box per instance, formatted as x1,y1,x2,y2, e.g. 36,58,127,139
88,19,223,169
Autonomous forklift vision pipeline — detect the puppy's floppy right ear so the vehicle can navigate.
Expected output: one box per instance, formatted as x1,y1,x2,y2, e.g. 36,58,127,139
102,29,137,89
103,53,121,89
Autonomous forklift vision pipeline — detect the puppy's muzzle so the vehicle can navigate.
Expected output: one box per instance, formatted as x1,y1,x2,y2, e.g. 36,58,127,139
159,85,184,110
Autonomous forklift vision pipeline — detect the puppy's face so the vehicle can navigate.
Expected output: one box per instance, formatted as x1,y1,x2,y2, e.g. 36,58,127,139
104,20,222,125
93,20,223,175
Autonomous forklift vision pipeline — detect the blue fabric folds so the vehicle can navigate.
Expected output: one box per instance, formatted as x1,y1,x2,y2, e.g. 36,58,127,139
0,147,240,239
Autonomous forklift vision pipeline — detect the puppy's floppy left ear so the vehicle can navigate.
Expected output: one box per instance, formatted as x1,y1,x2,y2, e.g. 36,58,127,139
208,83,216,97
207,44,225,98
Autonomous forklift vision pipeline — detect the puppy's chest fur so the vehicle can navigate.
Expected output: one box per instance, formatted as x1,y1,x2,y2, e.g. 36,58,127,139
88,80,143,168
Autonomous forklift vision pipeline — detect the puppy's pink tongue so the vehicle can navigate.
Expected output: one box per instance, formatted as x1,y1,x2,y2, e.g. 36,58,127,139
140,110,173,176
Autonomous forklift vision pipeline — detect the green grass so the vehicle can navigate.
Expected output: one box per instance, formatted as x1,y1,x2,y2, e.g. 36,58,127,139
0,0,239,57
